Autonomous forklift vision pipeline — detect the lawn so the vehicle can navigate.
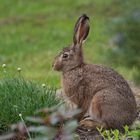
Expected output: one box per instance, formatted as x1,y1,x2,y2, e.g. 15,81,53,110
0,0,140,139
0,0,139,87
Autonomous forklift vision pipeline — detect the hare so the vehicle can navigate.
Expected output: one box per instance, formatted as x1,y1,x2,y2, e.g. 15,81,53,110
52,14,137,129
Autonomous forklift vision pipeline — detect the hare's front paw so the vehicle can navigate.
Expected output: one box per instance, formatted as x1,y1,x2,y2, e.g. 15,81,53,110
79,117,105,130
56,88,64,98
56,88,77,110
80,119,96,130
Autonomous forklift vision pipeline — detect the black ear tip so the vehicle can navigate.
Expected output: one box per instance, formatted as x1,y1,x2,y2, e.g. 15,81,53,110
81,14,89,20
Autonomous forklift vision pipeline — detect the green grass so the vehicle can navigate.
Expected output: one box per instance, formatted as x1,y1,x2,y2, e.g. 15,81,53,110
0,0,139,87
97,124,140,140
0,1,139,137
0,75,59,130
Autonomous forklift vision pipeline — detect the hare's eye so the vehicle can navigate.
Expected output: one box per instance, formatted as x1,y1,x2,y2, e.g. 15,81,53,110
62,53,69,58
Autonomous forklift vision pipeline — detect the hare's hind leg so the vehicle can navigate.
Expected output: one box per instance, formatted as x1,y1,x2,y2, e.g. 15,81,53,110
85,88,136,129
79,95,107,130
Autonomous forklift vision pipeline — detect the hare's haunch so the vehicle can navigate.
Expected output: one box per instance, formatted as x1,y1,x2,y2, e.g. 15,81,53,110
52,14,137,129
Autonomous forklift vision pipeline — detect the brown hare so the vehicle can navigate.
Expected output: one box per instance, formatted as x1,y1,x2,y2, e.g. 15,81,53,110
52,14,137,130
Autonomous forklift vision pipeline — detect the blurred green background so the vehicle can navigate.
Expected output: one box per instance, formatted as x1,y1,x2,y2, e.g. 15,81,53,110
0,0,140,87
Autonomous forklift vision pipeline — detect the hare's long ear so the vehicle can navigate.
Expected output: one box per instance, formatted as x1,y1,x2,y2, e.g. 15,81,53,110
73,14,90,45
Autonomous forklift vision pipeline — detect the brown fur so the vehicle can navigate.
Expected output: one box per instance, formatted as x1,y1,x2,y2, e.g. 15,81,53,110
52,14,137,130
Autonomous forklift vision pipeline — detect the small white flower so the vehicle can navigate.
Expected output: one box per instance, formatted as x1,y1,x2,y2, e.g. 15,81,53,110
42,83,46,88
17,67,21,72
2,64,6,68
19,113,22,117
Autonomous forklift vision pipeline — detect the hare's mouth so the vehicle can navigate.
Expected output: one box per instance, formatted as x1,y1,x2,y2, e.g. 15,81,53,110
52,63,62,71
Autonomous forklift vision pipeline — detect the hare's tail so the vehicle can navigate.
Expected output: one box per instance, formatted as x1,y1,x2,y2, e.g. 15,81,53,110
128,80,140,112
128,80,140,123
